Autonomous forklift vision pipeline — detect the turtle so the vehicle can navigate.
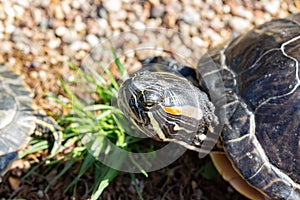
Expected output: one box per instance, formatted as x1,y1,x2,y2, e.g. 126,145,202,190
0,64,61,181
117,14,300,200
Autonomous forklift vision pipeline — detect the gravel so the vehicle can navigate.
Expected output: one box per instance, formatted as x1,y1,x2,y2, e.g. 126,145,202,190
0,0,297,113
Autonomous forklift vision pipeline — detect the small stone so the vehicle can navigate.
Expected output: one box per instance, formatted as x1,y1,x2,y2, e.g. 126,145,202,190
262,0,280,15
74,50,87,60
235,6,253,19
54,5,65,20
149,0,160,6
69,41,90,52
110,20,126,30
0,41,12,52
229,16,251,33
97,18,109,30
10,159,24,170
8,176,21,190
30,71,39,79
23,161,31,170
0,22,4,33
164,14,178,28
13,5,25,19
74,21,87,33
182,6,200,25
132,21,146,29
202,9,215,20
97,7,108,19
210,18,225,31
55,26,68,37
15,0,30,8
192,37,205,47
150,4,165,18
145,18,162,27
86,34,99,46
39,70,47,80
118,10,128,21
37,190,44,198
15,42,31,54
5,24,15,34
71,0,81,9
103,0,122,12
223,5,231,13
48,38,61,49
61,2,71,15
32,9,42,23
191,180,198,189
4,5,15,18
31,60,42,68
62,30,78,43
295,1,300,10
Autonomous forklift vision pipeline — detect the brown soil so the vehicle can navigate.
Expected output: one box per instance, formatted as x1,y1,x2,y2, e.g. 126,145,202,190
0,150,247,199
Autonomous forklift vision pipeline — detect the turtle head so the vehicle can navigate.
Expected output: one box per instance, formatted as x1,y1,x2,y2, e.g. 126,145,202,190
118,71,218,153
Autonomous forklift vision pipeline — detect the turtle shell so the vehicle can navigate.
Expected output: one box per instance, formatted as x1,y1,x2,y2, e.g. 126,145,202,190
199,14,300,199
0,65,35,175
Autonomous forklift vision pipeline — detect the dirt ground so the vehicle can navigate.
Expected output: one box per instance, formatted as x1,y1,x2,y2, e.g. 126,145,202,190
0,150,247,199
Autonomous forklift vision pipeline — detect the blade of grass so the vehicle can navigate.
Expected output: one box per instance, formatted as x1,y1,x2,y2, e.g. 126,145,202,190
130,173,144,200
45,159,76,192
91,166,119,200
65,153,95,192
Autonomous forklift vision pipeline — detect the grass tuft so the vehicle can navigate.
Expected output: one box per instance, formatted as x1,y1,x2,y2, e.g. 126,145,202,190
21,52,147,199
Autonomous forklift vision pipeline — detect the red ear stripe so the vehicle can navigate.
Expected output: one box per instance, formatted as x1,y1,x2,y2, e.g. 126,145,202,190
162,106,182,115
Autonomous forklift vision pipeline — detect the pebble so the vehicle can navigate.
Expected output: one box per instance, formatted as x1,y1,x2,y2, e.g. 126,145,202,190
8,176,21,190
14,0,30,8
103,0,122,12
0,41,13,52
13,4,25,19
48,38,61,49
229,16,252,33
150,4,165,18
4,5,15,18
132,21,146,29
234,6,253,19
192,37,205,47
63,29,79,43
296,1,300,10
61,1,71,15
0,21,4,32
71,0,81,9
97,7,108,19
74,21,87,33
182,6,200,25
97,18,109,32
5,24,15,34
262,0,280,15
31,60,42,68
54,5,65,20
86,34,100,46
39,70,47,80
37,190,44,198
55,26,68,37
68,41,90,52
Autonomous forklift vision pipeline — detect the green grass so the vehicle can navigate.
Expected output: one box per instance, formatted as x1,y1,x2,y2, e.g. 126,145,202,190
20,52,148,199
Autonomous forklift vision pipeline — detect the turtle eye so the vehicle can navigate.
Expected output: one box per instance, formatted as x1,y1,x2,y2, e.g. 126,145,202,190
137,90,162,111
143,102,155,108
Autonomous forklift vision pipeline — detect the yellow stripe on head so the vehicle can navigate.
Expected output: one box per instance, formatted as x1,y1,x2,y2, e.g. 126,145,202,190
163,106,182,115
